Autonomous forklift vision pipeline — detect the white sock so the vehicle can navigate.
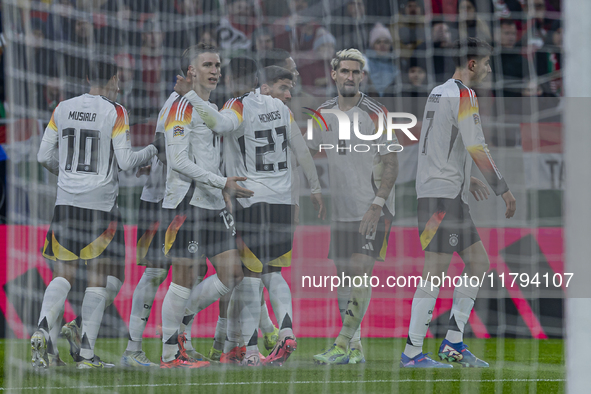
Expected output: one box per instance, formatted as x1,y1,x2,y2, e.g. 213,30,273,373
258,282,275,334
235,277,262,354
48,304,64,356
350,326,362,351
105,276,123,307
335,286,372,350
126,268,167,352
337,285,361,349
179,276,204,351
337,285,352,322
38,277,71,336
262,272,293,339
213,316,227,351
79,287,108,359
445,281,479,344
161,283,191,362
185,274,230,316
404,281,439,358
225,289,242,353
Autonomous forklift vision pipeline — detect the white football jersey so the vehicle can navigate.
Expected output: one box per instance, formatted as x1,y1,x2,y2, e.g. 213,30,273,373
41,94,134,211
140,94,176,203
306,93,397,222
222,91,293,208
163,95,225,210
416,79,508,202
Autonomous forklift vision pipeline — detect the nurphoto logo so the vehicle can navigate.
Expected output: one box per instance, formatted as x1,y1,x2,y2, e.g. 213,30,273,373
303,107,419,153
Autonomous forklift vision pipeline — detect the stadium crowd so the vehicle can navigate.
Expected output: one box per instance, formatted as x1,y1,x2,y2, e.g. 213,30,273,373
3,0,562,124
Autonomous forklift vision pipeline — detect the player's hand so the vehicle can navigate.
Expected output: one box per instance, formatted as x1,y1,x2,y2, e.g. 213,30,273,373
469,176,489,201
310,193,326,220
222,189,233,213
174,74,193,97
136,165,151,177
502,190,516,219
359,204,382,237
224,176,254,198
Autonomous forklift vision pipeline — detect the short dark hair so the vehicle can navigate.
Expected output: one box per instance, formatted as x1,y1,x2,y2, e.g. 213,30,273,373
228,56,259,88
452,37,492,68
180,43,219,76
260,66,293,86
88,56,118,86
260,48,291,68
500,19,516,28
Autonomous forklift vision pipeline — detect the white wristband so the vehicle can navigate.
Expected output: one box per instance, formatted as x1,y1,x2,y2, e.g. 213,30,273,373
373,196,386,207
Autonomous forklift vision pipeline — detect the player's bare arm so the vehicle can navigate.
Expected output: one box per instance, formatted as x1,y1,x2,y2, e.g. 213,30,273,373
359,152,398,236
502,190,516,219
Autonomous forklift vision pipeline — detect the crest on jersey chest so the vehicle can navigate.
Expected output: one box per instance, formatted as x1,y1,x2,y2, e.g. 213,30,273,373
173,125,184,137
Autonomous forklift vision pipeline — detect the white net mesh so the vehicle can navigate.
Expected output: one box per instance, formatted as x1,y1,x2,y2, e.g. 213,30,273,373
2,0,565,392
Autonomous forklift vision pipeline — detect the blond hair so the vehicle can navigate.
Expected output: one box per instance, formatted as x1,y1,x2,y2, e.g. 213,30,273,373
330,48,366,71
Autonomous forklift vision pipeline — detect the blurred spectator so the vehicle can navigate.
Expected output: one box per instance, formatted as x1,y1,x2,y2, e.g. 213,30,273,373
457,0,492,43
366,23,399,97
535,19,561,96
199,28,218,47
491,0,523,19
40,77,63,113
413,22,456,84
95,0,133,48
402,57,429,115
28,17,58,77
298,30,336,97
393,0,426,59
492,19,525,97
272,0,323,52
174,0,205,15
137,20,164,118
365,0,394,17
331,0,372,51
519,0,551,51
251,26,274,53
406,57,428,95
63,14,94,95
115,53,137,113
163,0,218,52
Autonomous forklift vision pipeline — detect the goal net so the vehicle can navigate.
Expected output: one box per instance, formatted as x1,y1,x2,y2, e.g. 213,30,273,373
1,0,565,392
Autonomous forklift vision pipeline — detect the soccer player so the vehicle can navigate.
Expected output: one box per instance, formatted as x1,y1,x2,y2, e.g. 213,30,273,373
33,56,161,368
400,38,516,368
158,44,252,368
255,65,302,352
260,48,300,87
119,81,208,367
174,57,324,366
306,49,399,365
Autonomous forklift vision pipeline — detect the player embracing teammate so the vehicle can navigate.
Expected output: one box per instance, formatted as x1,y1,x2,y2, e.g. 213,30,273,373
31,38,516,371
174,56,324,366
32,57,161,369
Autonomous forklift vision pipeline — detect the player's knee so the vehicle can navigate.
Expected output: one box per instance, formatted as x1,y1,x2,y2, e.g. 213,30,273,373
145,267,168,284
220,269,243,290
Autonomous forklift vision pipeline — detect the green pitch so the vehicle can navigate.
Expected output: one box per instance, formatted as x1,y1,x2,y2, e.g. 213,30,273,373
1,338,564,393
